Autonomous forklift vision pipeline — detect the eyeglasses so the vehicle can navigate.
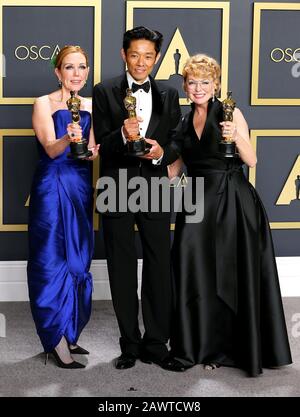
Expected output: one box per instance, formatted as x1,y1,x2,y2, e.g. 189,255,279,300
186,79,212,91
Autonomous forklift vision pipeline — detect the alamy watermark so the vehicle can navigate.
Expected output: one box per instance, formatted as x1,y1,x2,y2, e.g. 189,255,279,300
291,313,300,338
0,313,6,338
291,51,300,78
96,169,204,224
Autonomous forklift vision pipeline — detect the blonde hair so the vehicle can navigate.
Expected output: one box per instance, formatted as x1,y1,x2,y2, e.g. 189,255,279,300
182,54,221,94
55,45,89,69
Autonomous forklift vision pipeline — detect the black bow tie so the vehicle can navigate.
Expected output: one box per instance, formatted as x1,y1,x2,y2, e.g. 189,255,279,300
131,81,151,93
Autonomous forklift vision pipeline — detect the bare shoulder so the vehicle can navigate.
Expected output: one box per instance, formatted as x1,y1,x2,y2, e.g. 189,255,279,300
34,95,49,107
233,107,243,118
33,95,52,117
233,107,250,140
33,95,53,122
233,107,248,124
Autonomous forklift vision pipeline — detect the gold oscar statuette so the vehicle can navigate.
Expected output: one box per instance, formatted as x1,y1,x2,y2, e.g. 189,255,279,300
67,91,92,159
123,88,150,157
219,91,239,158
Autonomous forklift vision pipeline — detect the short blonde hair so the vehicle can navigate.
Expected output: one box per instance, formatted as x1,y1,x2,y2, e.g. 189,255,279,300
182,54,221,94
55,45,89,69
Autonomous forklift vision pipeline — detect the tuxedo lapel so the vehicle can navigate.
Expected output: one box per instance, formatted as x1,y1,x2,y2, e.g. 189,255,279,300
111,74,167,139
146,76,166,139
112,75,129,120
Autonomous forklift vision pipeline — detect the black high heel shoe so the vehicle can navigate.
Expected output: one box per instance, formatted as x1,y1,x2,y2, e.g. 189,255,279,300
44,350,85,369
68,344,89,355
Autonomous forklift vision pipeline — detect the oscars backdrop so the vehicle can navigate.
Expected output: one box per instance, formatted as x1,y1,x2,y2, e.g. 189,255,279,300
0,0,299,298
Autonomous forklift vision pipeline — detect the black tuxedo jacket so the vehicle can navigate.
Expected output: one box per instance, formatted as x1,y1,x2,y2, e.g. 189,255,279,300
92,74,181,216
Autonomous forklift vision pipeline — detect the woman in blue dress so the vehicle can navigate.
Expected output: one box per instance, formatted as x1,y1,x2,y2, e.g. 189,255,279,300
27,45,99,369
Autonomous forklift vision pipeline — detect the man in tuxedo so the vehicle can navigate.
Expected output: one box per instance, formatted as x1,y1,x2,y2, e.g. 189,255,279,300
93,26,185,372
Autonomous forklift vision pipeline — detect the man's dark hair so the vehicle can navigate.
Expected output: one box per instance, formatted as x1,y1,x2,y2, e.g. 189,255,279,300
123,26,163,54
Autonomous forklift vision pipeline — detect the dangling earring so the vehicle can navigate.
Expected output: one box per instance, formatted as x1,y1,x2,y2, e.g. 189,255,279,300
85,79,88,87
58,79,62,88
212,91,215,102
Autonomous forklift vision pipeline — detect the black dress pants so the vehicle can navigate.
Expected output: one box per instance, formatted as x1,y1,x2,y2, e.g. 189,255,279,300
102,212,172,360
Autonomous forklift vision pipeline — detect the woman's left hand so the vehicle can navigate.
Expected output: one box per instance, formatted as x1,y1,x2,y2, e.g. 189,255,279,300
84,144,100,160
220,121,237,141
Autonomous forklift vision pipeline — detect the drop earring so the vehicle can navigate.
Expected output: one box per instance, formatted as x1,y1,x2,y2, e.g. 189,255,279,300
58,79,62,88
212,91,215,102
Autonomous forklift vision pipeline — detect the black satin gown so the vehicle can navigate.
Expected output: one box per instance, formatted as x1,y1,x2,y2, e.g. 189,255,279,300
170,99,292,376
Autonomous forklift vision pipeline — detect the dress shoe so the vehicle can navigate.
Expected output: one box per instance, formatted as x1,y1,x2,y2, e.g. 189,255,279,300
203,362,220,370
115,353,137,370
45,350,85,369
69,344,90,355
140,354,187,372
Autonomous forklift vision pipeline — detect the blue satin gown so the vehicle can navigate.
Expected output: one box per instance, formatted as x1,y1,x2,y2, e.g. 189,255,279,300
27,110,94,353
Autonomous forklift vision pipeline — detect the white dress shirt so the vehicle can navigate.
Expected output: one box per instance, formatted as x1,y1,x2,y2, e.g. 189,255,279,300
122,71,163,164
127,72,152,138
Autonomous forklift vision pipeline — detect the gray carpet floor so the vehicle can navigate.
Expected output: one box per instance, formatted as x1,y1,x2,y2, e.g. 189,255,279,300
0,299,299,397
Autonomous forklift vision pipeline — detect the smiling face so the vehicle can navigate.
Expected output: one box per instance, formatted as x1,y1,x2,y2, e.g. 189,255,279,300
182,54,221,106
55,52,89,93
185,75,215,105
121,39,160,82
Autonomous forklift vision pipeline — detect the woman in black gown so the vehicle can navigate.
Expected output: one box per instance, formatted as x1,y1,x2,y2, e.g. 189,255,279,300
169,54,292,377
